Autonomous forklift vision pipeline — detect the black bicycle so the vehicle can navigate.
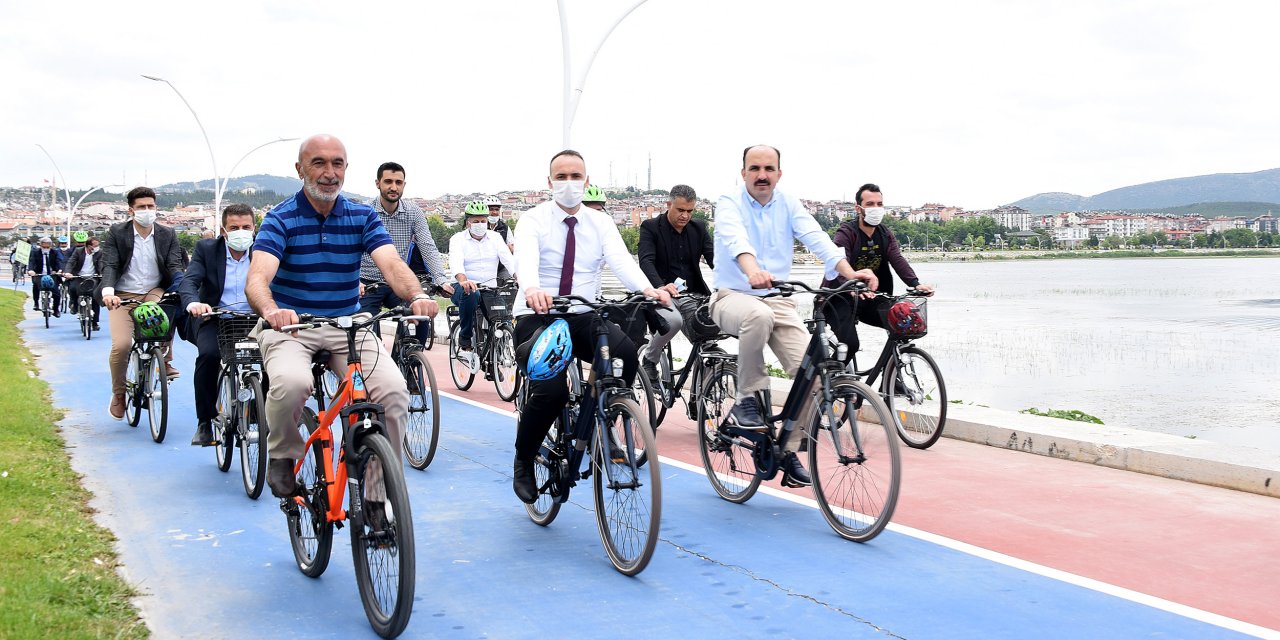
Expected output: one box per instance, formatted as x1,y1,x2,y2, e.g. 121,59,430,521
516,293,662,576
846,289,947,449
696,280,901,542
120,293,180,443
211,310,270,499
446,280,520,401
71,276,101,340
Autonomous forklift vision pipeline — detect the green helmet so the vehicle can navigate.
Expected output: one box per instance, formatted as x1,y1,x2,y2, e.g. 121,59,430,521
583,185,606,204
73,231,89,243
464,200,488,218
131,302,170,339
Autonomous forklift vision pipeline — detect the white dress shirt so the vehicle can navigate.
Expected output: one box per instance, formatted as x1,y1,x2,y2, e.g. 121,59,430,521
512,200,650,316
113,227,162,295
77,249,97,277
448,229,516,286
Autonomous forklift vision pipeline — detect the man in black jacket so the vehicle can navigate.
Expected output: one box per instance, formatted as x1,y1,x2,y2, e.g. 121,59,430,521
26,236,64,315
636,184,715,383
179,204,256,446
63,234,103,330
100,187,187,421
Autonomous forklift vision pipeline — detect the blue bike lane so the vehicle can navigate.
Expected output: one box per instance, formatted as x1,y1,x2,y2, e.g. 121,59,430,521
20,310,1273,639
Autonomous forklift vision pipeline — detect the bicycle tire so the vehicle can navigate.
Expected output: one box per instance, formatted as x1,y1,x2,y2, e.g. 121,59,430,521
81,310,91,340
349,432,416,638
809,378,901,542
286,407,334,578
421,318,435,351
492,323,519,402
654,343,674,427
214,370,236,472
447,322,475,390
695,363,761,503
593,396,662,576
524,416,563,526
126,352,143,427
401,350,440,470
628,369,658,467
43,305,49,328
884,346,948,449
147,348,167,444
240,376,269,499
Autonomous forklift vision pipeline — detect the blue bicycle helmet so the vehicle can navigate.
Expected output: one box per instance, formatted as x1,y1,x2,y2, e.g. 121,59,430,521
41,275,55,289
525,319,572,381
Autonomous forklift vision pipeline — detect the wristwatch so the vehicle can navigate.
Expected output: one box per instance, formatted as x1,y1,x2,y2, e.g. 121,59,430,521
409,293,432,304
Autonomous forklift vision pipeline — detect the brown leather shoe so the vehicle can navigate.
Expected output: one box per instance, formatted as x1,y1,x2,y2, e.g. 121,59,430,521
108,393,126,421
165,364,180,380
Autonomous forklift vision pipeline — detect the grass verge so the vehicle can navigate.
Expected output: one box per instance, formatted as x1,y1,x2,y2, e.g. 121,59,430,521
0,288,147,639
1020,406,1104,424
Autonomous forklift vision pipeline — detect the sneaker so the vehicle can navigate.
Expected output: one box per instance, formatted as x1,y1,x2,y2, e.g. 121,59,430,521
641,359,660,388
92,323,101,331
190,420,218,447
53,311,61,318
780,452,812,487
267,459,300,498
512,457,538,504
108,393,126,421
363,500,389,532
729,395,766,429
165,364,180,380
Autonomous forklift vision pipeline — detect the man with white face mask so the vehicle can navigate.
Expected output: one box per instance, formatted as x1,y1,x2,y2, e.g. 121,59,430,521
822,183,935,337
447,201,516,354
179,204,257,446
100,186,186,420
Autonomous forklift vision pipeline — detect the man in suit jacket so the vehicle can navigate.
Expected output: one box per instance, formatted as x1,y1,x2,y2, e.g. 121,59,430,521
26,236,65,315
100,186,187,421
179,204,256,446
62,235,103,329
635,184,716,383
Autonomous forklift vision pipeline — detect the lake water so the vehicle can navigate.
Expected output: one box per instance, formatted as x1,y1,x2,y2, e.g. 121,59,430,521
610,256,1280,454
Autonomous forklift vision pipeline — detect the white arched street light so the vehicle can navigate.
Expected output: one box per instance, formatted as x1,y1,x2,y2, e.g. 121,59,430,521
558,0,650,147
34,143,72,225
67,185,123,237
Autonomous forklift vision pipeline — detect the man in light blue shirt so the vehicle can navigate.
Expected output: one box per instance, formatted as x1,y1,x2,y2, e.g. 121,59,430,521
710,145,877,487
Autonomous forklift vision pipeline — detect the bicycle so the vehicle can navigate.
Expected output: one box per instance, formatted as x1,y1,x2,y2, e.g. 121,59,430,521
350,282,442,471
211,310,270,499
846,289,947,449
120,293,180,444
281,306,423,638
635,294,732,430
34,274,56,329
446,280,520,401
516,293,662,576
695,280,901,542
70,275,101,340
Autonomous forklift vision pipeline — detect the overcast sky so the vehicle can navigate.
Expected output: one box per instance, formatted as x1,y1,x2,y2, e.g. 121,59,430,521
2,0,1276,209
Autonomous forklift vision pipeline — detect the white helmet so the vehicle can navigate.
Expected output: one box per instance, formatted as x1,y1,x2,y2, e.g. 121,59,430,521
483,195,501,207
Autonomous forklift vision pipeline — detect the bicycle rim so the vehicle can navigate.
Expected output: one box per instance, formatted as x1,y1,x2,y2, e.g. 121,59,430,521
629,368,658,466
695,365,761,503
525,417,562,526
350,433,416,638
448,323,474,390
147,350,167,443
214,371,235,472
886,347,947,449
593,397,662,576
240,376,268,499
402,351,440,470
809,379,901,542
492,327,519,401
286,408,333,577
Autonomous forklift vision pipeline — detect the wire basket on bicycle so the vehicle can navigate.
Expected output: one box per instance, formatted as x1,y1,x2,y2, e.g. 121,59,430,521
131,301,178,343
886,296,928,340
217,315,263,364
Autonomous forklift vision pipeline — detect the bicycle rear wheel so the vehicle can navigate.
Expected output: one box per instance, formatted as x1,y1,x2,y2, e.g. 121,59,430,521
286,408,333,577
350,432,416,638
125,352,143,427
884,346,948,449
629,365,657,466
593,397,661,576
239,376,269,499
421,318,435,350
402,350,440,470
809,378,901,542
695,363,761,503
214,370,236,472
492,323,519,402
448,323,475,390
525,416,563,526
147,348,168,443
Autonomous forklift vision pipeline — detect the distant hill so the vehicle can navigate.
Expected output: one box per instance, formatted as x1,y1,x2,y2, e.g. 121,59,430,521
155,174,369,201
1010,168,1280,213
1138,202,1280,217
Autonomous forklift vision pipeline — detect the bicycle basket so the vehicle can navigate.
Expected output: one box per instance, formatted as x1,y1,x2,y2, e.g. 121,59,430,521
480,288,512,323
217,315,262,364
77,277,100,297
131,302,178,343
679,298,721,342
887,297,928,339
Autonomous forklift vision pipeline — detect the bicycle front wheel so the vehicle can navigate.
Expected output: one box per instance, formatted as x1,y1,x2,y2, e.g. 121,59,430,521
147,348,168,443
809,378,901,542
350,432,416,639
421,318,435,350
884,346,948,449
286,408,333,577
448,322,475,390
125,352,143,427
402,350,440,470
695,363,761,503
239,376,269,499
628,364,658,467
525,415,563,526
492,323,519,402
214,370,236,472
593,396,661,576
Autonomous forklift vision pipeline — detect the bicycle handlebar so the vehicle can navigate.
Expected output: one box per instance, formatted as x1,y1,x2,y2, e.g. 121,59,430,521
280,303,420,334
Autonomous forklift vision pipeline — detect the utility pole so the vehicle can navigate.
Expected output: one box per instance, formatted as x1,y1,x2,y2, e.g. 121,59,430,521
647,153,652,191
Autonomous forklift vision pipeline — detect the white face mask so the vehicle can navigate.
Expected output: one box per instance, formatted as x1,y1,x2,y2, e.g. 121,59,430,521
133,209,157,227
469,222,488,237
225,228,254,252
862,206,886,226
487,216,499,226
551,180,586,209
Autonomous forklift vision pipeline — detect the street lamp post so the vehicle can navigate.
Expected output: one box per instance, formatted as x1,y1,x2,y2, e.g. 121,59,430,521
558,0,650,147
67,185,123,237
34,144,72,229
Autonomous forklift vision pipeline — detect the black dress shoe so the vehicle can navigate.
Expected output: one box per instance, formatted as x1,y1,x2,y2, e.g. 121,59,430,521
513,457,538,504
641,360,660,387
780,452,812,487
190,420,218,447
730,395,767,429
92,323,101,331
267,459,300,498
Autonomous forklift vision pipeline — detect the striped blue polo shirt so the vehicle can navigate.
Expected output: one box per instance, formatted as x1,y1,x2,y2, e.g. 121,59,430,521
253,191,393,316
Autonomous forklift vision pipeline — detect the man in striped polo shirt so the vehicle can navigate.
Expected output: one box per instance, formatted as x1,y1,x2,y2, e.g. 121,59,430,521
247,134,439,501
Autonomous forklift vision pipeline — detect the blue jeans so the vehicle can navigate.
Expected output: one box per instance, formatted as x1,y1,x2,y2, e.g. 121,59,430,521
359,284,430,343
451,287,480,346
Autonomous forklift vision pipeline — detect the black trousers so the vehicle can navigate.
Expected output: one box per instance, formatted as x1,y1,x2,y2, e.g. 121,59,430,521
32,275,61,310
513,312,638,462
193,318,222,422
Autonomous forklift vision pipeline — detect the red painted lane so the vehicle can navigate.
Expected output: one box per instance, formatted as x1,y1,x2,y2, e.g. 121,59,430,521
419,345,1280,632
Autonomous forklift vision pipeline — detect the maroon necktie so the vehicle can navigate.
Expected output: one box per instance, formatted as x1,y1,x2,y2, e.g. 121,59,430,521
558,216,578,295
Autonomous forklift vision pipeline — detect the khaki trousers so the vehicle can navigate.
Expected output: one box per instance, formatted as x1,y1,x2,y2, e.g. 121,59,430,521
709,289,809,396
108,288,171,396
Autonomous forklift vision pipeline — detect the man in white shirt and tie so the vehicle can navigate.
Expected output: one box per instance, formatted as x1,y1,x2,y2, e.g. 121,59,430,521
447,200,516,354
508,150,671,503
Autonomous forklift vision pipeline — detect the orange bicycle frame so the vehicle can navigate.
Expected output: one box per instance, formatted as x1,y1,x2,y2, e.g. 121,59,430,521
293,360,370,523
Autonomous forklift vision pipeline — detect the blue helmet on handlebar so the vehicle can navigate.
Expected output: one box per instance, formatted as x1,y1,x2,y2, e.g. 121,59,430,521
41,275,55,289
524,318,572,381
